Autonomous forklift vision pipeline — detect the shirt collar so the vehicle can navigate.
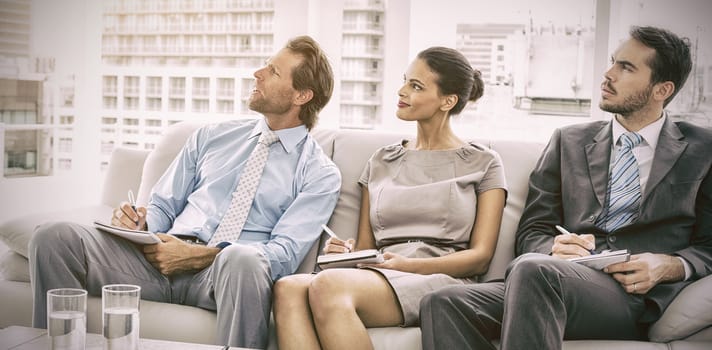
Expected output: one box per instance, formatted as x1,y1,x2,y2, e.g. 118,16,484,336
611,112,666,150
248,118,307,154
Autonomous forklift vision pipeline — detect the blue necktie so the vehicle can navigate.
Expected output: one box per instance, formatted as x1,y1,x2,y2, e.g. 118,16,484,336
597,132,643,232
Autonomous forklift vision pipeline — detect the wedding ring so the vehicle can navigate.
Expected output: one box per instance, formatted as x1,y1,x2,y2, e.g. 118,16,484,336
633,283,637,292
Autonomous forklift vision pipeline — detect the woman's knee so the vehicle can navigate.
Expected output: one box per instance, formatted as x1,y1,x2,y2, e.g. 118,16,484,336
308,269,350,299
308,269,355,316
274,274,312,308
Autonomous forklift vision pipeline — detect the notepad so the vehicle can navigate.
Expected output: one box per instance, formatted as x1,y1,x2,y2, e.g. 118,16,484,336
568,249,630,270
93,220,161,244
317,249,384,269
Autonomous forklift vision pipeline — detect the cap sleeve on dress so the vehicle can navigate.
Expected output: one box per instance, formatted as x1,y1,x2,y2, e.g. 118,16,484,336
358,141,407,187
457,142,508,196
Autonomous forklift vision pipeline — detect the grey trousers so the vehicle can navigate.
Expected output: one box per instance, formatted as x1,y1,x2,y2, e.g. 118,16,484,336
28,221,274,349
420,253,646,350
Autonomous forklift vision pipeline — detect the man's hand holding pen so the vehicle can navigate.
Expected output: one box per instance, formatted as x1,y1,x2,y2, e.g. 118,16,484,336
111,190,147,231
551,225,596,259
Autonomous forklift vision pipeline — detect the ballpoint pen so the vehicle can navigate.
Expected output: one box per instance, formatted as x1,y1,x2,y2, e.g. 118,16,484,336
127,189,137,211
128,190,139,225
555,225,596,254
321,224,341,240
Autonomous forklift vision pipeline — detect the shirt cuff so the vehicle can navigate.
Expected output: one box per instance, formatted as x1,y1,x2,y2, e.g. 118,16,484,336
216,241,232,250
676,256,692,281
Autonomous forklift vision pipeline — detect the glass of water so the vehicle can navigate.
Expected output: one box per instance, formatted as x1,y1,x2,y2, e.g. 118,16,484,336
47,288,87,350
102,284,141,350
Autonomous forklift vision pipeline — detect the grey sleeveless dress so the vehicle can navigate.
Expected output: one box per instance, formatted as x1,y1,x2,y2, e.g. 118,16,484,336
358,140,507,326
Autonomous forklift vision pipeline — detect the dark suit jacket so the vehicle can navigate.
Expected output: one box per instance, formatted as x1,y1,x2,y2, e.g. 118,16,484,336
515,117,712,322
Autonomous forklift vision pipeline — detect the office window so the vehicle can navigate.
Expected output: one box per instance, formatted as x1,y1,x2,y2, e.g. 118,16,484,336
217,78,234,98
58,158,72,170
146,76,161,97
59,115,74,125
169,77,185,97
58,137,72,152
192,98,209,113
193,77,209,97
101,140,114,155
103,76,117,95
3,129,52,177
217,100,234,114
60,87,75,107
169,98,185,112
146,97,161,111
124,76,139,96
103,96,117,109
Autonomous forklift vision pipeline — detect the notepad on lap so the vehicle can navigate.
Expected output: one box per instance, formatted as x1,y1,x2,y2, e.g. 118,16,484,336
93,220,161,244
317,249,384,269
568,249,630,270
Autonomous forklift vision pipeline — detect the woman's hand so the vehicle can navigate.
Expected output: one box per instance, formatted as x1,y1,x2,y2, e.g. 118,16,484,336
364,252,412,272
323,237,354,254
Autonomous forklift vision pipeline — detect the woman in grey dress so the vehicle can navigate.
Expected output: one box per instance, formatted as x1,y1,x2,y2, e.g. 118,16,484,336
274,47,507,350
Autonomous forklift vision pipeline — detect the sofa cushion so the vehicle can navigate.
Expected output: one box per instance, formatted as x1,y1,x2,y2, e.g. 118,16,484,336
100,147,149,207
326,129,408,243
0,249,29,282
648,275,712,342
135,121,207,206
481,139,544,281
0,205,113,258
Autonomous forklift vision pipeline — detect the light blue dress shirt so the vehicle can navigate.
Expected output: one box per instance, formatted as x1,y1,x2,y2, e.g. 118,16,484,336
146,118,341,280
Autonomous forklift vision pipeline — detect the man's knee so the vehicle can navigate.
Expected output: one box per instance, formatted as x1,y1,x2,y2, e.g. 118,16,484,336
213,244,270,280
421,285,469,316
29,221,81,257
507,253,562,280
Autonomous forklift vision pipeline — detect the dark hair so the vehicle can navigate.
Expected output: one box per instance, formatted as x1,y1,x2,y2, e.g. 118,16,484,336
286,36,334,130
416,47,484,115
630,26,692,107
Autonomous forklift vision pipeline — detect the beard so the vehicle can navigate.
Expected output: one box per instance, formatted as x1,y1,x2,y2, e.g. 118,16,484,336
248,88,293,115
599,83,654,116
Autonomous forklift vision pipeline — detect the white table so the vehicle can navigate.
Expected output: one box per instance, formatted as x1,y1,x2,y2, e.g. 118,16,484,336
0,326,251,349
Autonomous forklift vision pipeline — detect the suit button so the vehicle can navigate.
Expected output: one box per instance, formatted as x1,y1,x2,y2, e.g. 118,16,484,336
608,235,617,243
589,215,596,222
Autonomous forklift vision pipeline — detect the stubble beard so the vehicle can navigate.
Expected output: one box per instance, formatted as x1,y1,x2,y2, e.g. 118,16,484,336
249,89,293,115
599,84,654,117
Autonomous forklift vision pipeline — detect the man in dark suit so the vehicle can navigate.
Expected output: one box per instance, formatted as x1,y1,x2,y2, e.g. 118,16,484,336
419,26,712,350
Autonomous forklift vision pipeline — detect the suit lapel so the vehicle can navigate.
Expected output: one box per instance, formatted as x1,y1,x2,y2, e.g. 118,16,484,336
585,123,613,207
643,119,687,200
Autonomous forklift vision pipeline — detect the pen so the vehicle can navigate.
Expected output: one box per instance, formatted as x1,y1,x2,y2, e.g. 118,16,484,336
321,224,340,240
127,190,139,225
127,190,137,211
555,225,596,254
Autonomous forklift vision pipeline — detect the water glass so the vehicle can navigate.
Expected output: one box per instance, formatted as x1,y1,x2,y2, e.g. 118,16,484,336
47,288,87,350
102,284,141,350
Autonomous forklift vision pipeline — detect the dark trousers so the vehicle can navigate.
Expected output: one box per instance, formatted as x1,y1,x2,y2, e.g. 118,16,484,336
420,253,646,350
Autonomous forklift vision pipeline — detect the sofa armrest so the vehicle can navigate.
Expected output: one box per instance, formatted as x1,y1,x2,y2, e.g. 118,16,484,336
100,147,150,207
648,275,712,342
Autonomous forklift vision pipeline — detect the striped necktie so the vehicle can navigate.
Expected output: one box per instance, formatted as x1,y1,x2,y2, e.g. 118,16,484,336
208,127,279,246
597,132,644,232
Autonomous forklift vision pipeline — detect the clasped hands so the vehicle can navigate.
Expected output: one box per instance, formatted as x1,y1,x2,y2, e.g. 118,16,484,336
552,231,678,294
111,201,217,275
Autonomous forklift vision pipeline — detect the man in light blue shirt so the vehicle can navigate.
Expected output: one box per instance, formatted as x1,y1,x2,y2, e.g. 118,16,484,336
29,35,341,349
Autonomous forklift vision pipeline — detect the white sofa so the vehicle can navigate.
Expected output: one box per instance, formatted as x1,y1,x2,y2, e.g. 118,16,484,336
2,119,712,349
